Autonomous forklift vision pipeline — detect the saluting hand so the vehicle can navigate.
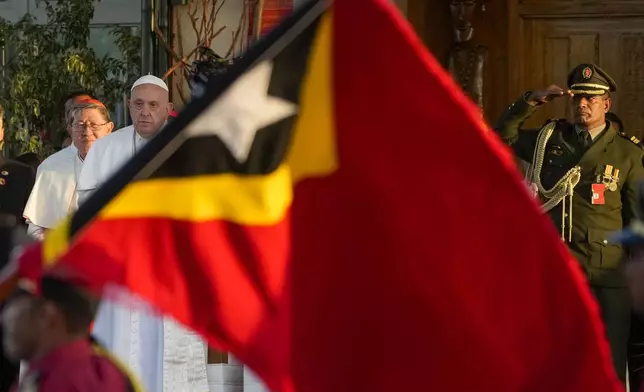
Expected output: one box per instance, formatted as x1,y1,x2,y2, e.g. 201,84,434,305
526,85,573,105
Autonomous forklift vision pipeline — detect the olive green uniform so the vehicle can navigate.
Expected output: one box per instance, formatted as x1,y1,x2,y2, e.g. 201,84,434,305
494,93,644,381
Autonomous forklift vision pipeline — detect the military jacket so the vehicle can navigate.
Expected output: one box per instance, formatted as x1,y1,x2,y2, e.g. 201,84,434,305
0,156,35,228
494,97,644,287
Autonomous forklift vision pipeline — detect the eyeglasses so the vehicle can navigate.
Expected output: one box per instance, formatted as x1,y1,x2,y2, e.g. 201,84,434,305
72,122,110,132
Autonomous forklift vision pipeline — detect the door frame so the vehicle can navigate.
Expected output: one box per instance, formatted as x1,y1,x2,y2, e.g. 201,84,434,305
507,0,644,102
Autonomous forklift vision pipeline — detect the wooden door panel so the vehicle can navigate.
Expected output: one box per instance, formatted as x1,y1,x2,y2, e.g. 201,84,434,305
619,35,644,139
521,18,644,138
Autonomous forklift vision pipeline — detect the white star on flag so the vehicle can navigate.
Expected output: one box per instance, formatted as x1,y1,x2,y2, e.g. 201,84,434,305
185,60,298,163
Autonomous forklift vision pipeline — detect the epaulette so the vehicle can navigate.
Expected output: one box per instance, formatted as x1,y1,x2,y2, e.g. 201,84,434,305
618,131,644,148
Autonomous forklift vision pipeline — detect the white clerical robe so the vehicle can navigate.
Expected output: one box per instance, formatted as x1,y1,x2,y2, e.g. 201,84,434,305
23,144,82,239
77,125,209,392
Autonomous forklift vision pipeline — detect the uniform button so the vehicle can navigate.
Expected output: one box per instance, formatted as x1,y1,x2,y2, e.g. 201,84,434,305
603,240,608,244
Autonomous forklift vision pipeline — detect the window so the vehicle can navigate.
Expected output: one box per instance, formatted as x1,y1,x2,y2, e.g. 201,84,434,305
89,25,139,128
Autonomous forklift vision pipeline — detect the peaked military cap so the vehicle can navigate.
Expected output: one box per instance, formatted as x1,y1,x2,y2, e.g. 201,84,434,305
567,64,617,96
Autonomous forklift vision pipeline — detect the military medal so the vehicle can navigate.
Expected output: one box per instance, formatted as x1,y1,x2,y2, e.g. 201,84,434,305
609,168,620,192
598,164,620,192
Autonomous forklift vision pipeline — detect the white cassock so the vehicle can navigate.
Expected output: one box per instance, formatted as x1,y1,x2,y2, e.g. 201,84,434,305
23,144,83,239
77,125,209,392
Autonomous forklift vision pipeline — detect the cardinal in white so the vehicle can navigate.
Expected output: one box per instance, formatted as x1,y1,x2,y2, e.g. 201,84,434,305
77,75,209,392
24,95,113,239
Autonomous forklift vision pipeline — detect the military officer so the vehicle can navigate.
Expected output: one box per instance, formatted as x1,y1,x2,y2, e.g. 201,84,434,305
0,105,35,229
0,104,36,392
493,63,644,382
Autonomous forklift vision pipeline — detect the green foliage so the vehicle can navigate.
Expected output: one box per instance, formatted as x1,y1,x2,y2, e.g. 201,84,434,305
0,0,141,158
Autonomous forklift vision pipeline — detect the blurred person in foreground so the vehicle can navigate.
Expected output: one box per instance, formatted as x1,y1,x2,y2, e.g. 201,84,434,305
0,251,140,391
611,193,644,392
604,112,644,390
23,99,113,240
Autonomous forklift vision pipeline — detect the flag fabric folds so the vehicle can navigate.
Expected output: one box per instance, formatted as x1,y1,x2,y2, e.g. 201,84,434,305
14,0,623,391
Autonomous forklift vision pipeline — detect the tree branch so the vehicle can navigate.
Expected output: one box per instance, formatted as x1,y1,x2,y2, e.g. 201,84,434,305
206,25,227,49
226,5,246,58
199,0,207,45
162,45,199,80
204,0,218,41
154,21,181,62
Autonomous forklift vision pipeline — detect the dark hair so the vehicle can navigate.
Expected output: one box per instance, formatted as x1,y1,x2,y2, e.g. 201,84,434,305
40,277,98,335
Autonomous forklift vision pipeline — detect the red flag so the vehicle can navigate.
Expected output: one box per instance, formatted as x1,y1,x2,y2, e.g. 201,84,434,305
32,0,622,391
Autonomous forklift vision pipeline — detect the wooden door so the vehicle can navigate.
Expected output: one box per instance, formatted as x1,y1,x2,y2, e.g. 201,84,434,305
519,17,644,136
508,1,644,138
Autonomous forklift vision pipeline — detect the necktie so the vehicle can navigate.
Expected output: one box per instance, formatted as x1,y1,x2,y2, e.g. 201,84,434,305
579,130,592,153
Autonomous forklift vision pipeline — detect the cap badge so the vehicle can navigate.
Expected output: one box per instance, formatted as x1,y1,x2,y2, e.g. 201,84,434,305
582,67,593,79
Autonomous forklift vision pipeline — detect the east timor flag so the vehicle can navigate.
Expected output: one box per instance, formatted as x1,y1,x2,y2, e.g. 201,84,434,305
24,0,623,391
